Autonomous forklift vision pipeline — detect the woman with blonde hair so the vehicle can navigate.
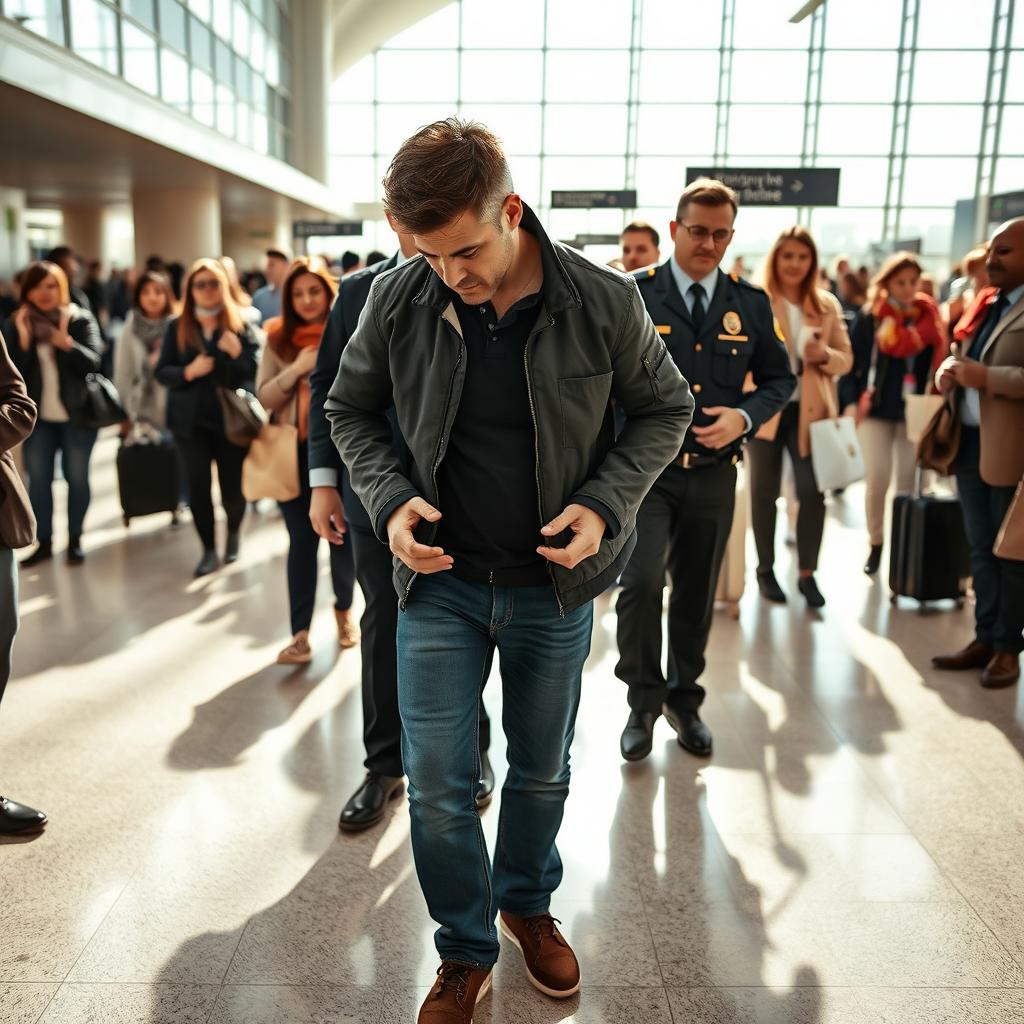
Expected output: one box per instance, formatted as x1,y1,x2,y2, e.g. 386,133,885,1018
155,258,261,576
257,258,358,664
748,226,853,607
218,256,262,326
3,261,105,567
843,252,945,575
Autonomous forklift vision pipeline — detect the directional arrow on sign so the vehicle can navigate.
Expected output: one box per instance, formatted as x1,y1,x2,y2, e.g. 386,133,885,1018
791,180,804,193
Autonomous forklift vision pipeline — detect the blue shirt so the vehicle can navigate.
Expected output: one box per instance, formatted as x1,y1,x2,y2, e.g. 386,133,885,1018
251,284,280,322
961,282,1024,426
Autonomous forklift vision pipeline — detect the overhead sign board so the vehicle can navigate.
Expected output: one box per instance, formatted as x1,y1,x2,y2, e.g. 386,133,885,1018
293,220,363,238
686,168,840,207
551,190,637,209
989,190,1024,222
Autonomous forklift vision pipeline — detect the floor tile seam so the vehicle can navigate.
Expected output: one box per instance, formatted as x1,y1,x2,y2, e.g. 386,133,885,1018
30,982,59,1024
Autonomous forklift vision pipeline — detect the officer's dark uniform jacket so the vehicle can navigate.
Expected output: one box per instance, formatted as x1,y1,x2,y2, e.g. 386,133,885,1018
633,261,795,461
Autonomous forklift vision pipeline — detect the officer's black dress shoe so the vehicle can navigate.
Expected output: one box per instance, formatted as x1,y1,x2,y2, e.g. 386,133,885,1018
797,575,825,608
476,750,496,809
225,531,241,564
66,536,85,565
662,704,713,757
339,772,405,833
0,796,47,836
194,549,220,577
864,544,883,575
756,570,787,603
620,710,659,762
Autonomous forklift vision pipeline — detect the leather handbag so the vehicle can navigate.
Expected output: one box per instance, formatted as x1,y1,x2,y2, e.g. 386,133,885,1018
77,372,127,429
217,387,268,447
916,398,961,475
809,415,865,492
242,423,300,502
904,393,945,445
994,481,1024,561
0,452,36,549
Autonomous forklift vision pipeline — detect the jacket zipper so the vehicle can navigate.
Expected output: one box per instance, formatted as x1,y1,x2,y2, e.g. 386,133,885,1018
401,315,464,608
641,353,663,402
524,315,566,617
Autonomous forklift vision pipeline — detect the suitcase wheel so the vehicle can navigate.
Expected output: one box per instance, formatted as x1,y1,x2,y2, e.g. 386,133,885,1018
123,515,130,527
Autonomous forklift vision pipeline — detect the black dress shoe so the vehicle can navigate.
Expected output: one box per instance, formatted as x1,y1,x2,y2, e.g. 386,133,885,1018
20,542,52,568
339,772,405,833
224,531,240,564
66,536,85,565
864,544,883,575
756,570,787,603
476,751,495,809
662,704,713,757
194,549,220,577
620,710,658,762
0,796,47,836
797,575,825,608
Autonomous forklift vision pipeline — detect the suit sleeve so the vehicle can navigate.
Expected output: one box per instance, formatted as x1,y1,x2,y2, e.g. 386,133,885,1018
736,293,796,429
325,280,418,542
0,330,37,455
570,279,694,538
307,294,347,487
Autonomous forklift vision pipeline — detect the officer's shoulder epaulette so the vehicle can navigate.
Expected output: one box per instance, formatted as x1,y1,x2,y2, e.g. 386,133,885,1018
632,264,658,285
728,273,767,295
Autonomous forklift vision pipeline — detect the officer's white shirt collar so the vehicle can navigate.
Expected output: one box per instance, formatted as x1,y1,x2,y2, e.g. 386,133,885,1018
1001,282,1024,317
669,259,719,316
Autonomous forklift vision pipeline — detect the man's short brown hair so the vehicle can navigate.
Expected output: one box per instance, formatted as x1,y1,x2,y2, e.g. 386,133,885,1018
622,221,660,249
383,118,514,234
676,178,739,221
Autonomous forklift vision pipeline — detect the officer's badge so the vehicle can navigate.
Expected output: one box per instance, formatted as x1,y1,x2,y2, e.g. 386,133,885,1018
723,311,742,335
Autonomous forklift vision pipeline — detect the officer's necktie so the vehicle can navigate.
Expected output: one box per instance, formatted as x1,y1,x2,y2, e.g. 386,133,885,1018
967,291,1008,361
689,282,706,331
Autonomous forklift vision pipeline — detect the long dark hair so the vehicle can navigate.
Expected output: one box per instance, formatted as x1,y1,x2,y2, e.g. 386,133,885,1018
132,270,176,319
268,257,337,360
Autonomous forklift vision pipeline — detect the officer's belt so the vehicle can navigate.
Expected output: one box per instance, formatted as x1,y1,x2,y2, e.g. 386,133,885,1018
676,450,741,470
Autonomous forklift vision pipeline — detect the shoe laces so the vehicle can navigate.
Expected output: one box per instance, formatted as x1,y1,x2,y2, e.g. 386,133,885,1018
434,961,474,1001
524,913,567,948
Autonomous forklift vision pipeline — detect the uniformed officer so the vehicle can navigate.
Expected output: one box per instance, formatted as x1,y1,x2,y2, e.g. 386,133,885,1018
616,178,796,761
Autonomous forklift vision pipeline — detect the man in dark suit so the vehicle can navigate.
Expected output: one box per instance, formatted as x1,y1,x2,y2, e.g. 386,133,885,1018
308,221,493,832
616,178,795,762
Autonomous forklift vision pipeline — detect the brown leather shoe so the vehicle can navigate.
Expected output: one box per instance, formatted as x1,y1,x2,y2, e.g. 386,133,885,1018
931,640,993,671
418,962,492,1022
981,651,1021,689
499,911,580,998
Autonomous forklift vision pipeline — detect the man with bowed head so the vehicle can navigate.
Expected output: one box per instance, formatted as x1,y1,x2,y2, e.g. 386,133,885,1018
326,118,692,1022
933,217,1024,689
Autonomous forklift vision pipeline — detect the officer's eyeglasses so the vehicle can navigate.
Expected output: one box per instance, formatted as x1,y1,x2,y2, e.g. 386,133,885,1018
677,222,733,246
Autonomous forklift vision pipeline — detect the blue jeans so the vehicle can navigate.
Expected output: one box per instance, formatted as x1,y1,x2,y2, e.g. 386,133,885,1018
955,427,1024,653
22,420,98,543
398,573,593,967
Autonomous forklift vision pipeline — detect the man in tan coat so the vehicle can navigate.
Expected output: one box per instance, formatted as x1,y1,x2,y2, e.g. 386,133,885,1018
933,218,1024,687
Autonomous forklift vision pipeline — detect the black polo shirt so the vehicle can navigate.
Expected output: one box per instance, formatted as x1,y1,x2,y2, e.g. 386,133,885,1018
434,289,552,586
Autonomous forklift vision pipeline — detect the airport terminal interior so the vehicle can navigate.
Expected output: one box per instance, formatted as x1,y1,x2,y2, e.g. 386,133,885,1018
2,1,1024,1022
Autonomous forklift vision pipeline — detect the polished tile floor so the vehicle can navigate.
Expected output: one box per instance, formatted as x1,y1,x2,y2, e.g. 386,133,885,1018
3,434,1024,1023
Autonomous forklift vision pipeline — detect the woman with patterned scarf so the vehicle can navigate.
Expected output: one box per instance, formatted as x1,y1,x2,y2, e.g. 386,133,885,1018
256,258,358,665
843,252,947,575
3,261,105,568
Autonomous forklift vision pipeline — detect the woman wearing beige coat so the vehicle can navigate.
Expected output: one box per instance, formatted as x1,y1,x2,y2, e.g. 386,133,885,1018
256,258,357,665
747,227,853,608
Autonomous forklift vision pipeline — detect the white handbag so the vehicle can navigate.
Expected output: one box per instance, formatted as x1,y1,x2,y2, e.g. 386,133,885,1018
809,415,865,492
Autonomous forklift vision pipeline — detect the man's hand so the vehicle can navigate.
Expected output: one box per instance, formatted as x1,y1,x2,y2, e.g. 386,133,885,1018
947,358,988,390
309,486,347,545
217,330,243,359
387,497,452,574
691,406,747,449
536,503,605,570
935,355,959,394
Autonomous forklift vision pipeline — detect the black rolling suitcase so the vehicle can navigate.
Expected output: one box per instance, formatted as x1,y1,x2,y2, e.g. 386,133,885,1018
117,435,181,525
889,472,970,606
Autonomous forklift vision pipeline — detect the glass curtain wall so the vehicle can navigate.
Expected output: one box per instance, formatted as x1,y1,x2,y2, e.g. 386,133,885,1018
328,0,1022,273
1,0,294,163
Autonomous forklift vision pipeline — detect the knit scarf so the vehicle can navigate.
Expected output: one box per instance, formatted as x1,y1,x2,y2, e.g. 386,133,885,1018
128,311,168,351
953,286,999,344
26,304,61,347
268,321,324,441
872,294,935,359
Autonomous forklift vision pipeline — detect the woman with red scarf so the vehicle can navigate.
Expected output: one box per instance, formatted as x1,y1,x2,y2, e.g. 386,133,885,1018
842,252,946,575
257,258,357,664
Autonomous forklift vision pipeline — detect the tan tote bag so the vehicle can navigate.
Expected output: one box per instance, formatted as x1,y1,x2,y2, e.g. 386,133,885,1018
242,423,300,502
994,481,1024,561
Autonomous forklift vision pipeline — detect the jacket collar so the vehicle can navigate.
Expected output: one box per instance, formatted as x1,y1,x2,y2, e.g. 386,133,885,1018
982,284,1024,359
412,202,581,315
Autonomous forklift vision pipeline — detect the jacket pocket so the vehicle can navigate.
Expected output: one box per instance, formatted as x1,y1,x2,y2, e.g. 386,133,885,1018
558,371,614,449
711,339,750,388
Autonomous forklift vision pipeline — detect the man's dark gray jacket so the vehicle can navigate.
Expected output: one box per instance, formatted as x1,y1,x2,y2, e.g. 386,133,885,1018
325,205,694,615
